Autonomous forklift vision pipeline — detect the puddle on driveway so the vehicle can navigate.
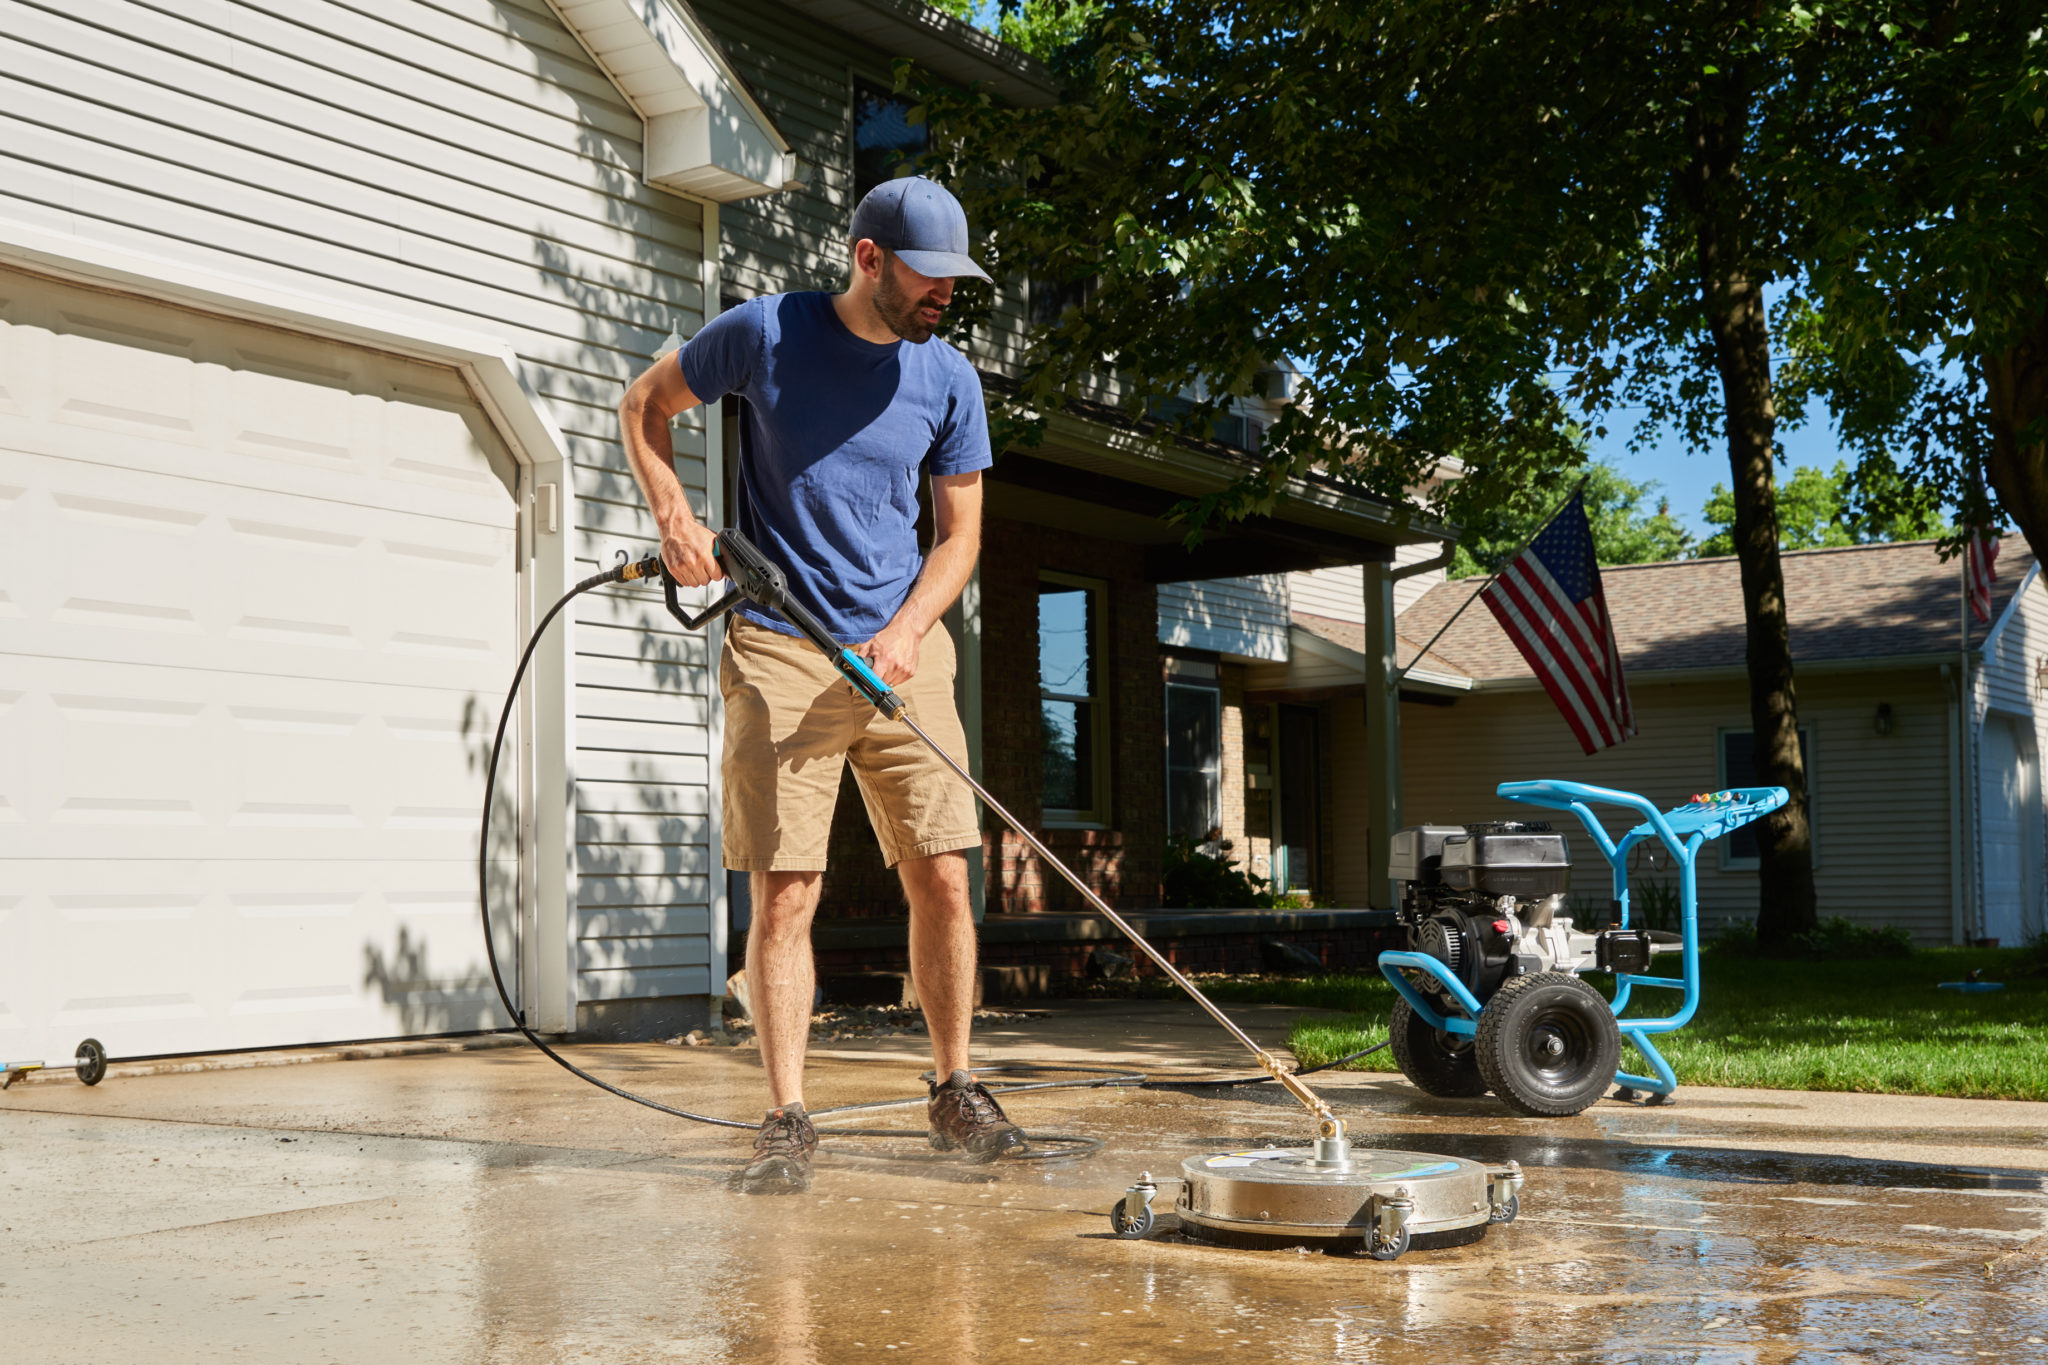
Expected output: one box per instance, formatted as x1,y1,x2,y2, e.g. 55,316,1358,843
3,1055,2043,1362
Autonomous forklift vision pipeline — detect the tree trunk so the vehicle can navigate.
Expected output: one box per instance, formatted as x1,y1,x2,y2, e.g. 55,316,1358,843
1982,306,2048,554
1684,53,1819,949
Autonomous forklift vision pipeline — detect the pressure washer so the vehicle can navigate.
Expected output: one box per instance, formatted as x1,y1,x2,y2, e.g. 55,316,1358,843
1379,783,1786,1116
478,528,1532,1259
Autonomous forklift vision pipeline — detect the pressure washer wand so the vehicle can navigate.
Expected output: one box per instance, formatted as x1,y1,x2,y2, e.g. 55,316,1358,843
662,530,1343,1142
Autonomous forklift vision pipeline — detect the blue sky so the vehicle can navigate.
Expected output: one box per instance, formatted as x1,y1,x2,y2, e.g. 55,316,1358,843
1590,390,1849,541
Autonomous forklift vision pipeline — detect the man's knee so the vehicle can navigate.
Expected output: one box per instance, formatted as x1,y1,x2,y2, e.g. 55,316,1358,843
751,870,822,940
899,851,971,912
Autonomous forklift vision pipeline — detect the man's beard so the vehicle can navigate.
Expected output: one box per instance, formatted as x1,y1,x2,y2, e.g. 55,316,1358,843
872,264,940,343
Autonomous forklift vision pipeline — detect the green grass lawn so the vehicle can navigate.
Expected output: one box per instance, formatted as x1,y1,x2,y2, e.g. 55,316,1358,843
1211,947,2048,1102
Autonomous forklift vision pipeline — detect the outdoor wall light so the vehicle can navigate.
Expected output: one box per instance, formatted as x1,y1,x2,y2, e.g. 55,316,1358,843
1874,702,1894,736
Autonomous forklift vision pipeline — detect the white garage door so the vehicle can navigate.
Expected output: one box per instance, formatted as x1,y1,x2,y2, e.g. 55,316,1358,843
0,267,523,1064
1979,713,2040,947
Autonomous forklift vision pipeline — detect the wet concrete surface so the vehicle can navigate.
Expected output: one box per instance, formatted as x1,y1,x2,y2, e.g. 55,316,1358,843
4,999,2045,1363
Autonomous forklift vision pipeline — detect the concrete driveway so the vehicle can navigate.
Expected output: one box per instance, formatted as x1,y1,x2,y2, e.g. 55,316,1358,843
4,998,2044,1363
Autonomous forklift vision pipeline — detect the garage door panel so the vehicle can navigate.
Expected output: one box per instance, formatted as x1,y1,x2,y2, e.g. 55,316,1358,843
5,447,514,647
10,860,516,1057
1,655,508,863
1,268,523,1062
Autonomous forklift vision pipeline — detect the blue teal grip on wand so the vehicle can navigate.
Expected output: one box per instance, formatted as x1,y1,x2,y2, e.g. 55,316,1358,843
838,648,906,719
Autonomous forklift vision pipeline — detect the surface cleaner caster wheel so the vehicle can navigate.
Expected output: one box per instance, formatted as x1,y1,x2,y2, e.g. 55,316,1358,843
1367,1225,1411,1261
1109,1196,1154,1238
75,1038,107,1087
1474,972,1620,1117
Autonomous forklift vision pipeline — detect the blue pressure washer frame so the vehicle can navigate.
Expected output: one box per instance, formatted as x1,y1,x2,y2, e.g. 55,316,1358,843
1376,780,1788,1098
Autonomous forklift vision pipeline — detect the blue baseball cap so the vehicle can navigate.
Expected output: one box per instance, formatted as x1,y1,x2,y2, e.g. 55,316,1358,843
850,176,991,283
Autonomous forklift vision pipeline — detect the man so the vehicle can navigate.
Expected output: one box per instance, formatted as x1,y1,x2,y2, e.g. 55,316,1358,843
617,177,1026,1194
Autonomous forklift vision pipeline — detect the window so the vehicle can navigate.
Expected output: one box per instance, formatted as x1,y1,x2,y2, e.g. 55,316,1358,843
853,81,926,199
1040,575,1107,822
1165,684,1222,838
1718,727,1812,868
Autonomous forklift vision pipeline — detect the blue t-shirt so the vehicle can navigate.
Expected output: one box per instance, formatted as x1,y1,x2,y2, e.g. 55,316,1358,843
678,292,992,641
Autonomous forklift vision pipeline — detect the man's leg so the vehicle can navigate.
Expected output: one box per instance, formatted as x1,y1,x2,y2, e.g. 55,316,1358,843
899,850,974,1077
748,869,824,1107
902,850,1027,1161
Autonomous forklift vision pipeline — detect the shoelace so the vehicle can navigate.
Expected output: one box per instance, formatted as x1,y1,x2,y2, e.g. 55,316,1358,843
754,1112,815,1159
939,1083,1010,1127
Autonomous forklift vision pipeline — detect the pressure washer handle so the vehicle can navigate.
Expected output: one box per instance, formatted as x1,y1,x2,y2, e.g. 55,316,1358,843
653,528,906,720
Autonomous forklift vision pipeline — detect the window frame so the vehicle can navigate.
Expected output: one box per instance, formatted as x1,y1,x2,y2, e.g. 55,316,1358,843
1163,680,1224,842
1716,724,1815,871
1038,571,1110,827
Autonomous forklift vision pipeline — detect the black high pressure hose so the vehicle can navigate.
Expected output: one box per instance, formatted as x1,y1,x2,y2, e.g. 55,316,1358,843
474,537,1387,1154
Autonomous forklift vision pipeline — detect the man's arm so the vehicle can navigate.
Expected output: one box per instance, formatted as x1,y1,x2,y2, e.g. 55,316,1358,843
618,356,721,587
861,471,983,686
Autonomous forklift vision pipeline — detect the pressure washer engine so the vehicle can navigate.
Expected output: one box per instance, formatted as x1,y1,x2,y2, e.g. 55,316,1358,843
1391,821,1670,995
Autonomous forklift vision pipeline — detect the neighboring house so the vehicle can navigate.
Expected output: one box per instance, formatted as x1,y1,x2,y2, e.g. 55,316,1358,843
1367,538,2038,946
0,0,1430,1064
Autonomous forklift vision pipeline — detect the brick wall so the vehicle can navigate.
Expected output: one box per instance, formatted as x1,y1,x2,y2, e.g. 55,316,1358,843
1218,662,1247,857
980,515,1164,913
819,765,904,918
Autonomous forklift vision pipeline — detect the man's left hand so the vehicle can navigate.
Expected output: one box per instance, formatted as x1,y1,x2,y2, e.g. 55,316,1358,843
860,619,923,687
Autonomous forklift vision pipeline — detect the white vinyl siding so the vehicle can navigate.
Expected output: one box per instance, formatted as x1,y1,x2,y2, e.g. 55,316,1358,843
1289,541,1450,625
1,0,719,1014
1158,576,1289,662
1400,671,1957,944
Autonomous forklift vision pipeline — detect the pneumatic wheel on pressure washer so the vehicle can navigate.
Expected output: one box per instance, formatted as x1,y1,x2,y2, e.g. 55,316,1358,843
1387,996,1489,1098
1472,972,1620,1117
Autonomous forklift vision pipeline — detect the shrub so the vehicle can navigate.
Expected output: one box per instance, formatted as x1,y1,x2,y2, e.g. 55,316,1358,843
1630,878,1682,934
1791,916,1914,960
1161,835,1271,909
1716,915,1912,959
1714,917,1760,954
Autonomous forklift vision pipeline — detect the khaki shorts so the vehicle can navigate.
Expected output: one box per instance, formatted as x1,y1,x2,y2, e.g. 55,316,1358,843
719,615,981,871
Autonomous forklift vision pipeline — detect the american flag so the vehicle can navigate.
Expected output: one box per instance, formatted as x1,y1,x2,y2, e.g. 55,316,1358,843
1480,491,1635,755
1967,529,2000,625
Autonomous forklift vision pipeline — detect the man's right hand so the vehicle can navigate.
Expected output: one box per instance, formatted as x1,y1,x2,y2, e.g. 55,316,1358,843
662,518,723,588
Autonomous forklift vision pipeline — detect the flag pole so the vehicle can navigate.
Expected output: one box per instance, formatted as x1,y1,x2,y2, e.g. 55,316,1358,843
1394,474,1590,684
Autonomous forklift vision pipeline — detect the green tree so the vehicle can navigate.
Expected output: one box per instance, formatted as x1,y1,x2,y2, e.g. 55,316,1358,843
1452,462,1694,578
915,2,1829,943
1698,459,1949,557
1771,5,2043,552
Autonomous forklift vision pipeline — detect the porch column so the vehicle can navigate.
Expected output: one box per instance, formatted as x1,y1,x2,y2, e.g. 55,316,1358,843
1362,560,1401,910
947,564,986,922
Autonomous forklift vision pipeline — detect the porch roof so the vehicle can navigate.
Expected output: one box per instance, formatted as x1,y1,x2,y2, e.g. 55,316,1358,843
984,413,1450,583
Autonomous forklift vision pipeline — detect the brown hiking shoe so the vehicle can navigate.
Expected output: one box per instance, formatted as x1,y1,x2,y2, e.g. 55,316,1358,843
927,1070,1029,1162
740,1103,818,1194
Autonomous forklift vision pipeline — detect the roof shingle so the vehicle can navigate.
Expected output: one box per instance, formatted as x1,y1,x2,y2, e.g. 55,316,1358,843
1392,536,2036,683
